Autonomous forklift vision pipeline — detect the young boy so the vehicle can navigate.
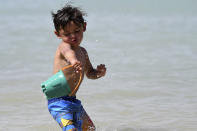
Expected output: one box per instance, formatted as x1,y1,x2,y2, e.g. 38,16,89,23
48,4,106,131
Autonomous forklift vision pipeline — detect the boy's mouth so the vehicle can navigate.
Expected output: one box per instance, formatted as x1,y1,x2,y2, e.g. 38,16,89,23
71,39,78,45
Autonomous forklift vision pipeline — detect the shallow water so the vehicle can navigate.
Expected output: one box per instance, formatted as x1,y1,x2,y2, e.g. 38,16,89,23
0,0,197,131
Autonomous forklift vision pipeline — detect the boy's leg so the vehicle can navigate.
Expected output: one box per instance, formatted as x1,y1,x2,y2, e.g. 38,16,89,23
80,107,96,131
48,98,77,131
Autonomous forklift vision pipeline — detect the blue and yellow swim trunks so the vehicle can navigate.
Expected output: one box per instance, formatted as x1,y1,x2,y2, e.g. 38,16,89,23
48,96,85,131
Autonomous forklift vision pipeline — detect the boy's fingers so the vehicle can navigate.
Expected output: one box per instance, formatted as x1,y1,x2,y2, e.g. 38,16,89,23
97,65,106,70
73,62,81,67
74,63,82,73
96,64,106,77
99,64,105,68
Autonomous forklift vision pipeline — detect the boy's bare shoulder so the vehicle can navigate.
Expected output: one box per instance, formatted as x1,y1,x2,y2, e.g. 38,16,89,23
56,42,64,52
57,42,73,56
80,46,88,55
58,42,70,50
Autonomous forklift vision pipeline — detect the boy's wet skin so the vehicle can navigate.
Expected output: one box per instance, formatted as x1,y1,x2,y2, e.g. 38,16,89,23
48,5,106,130
53,22,89,95
53,21,106,96
53,21,86,74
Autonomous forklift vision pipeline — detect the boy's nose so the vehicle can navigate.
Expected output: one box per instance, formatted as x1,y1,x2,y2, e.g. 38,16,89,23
70,33,76,38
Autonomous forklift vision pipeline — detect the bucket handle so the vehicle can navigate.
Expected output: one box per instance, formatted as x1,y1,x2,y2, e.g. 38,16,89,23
61,65,82,96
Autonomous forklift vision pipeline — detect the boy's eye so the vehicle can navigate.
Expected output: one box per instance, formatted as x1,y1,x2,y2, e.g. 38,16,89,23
64,33,70,36
63,29,80,36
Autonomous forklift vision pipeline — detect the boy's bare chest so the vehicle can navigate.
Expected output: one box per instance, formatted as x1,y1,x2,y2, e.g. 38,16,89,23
59,48,86,66
76,49,86,67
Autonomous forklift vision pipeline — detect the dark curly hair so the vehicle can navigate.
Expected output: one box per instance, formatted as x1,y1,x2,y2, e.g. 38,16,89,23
51,4,86,33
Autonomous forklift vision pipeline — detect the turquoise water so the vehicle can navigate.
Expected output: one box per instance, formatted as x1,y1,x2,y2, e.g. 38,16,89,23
0,0,197,131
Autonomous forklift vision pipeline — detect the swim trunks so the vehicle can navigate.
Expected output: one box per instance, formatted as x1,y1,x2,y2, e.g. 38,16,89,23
48,96,85,131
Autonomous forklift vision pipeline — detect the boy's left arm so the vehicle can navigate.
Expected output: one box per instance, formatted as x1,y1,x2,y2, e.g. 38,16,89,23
86,64,106,79
81,48,106,79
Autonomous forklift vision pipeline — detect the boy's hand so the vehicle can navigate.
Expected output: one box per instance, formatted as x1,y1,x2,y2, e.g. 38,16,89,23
96,64,106,78
70,59,82,73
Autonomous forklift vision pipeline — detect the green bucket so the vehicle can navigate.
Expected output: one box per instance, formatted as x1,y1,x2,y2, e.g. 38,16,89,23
41,70,71,100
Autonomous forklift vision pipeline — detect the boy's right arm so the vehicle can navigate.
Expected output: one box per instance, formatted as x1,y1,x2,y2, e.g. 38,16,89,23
59,43,82,71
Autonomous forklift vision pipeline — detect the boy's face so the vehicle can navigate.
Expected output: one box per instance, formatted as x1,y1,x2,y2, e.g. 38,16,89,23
55,21,86,48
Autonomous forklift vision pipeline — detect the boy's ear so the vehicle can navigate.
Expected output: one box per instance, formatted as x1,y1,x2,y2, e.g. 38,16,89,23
83,22,87,32
54,31,60,37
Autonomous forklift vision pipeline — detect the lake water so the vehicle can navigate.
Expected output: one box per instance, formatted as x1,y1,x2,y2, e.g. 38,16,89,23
0,0,197,131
